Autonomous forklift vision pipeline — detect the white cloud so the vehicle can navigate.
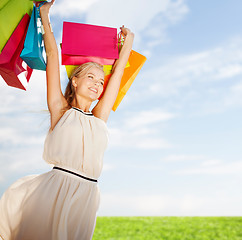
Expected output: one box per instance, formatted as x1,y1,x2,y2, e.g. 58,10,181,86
99,193,172,216
174,160,242,175
224,82,242,107
146,45,242,97
0,128,17,144
99,193,242,216
124,109,176,128
213,64,242,80
107,108,175,150
51,0,99,17
201,159,222,167
161,154,242,175
162,0,189,23
162,155,224,167
0,126,45,146
108,126,172,150
0,175,4,183
136,137,172,149
163,154,207,162
87,0,177,29
102,163,115,172
141,0,189,49
0,70,47,112
158,43,241,84
136,36,242,115
0,145,49,190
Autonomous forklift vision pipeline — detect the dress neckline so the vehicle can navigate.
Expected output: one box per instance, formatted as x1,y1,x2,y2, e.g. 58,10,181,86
72,107,93,116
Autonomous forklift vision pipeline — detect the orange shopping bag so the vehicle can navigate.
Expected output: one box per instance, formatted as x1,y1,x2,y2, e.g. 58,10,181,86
112,50,146,111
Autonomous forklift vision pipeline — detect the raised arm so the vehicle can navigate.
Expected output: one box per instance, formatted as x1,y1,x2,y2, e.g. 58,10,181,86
92,26,134,122
37,0,68,130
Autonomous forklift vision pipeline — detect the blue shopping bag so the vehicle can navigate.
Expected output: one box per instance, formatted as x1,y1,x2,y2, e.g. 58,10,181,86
20,5,46,71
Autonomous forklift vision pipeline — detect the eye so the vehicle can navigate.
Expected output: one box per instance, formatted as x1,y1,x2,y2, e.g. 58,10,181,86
88,75,93,79
100,81,104,86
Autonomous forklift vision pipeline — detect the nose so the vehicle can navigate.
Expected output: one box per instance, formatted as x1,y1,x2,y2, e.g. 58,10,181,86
94,81,101,86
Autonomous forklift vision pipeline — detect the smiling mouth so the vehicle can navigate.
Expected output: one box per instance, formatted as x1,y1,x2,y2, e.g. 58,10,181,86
89,87,98,93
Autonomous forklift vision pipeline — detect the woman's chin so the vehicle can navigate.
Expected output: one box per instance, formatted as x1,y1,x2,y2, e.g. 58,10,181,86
88,94,99,101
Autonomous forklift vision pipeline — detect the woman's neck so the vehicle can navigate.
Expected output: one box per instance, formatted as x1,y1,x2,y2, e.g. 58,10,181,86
71,97,92,112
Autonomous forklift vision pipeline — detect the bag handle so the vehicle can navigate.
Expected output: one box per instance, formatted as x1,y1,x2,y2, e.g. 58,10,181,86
117,31,125,52
36,1,48,15
35,1,53,34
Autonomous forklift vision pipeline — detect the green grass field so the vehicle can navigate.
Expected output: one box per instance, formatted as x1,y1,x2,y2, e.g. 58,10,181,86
93,217,242,240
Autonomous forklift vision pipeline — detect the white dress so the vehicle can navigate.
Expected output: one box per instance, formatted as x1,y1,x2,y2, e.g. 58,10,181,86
0,107,109,240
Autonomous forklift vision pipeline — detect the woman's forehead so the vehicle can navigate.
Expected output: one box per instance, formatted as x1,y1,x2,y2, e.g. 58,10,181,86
87,67,104,77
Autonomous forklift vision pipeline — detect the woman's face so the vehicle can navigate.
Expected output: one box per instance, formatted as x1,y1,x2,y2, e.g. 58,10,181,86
73,66,105,101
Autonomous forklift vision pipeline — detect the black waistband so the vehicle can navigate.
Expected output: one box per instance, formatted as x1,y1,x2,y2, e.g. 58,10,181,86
53,166,98,182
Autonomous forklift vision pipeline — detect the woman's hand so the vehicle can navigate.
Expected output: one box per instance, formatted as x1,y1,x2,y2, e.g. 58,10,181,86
34,0,55,15
120,25,134,38
118,25,134,50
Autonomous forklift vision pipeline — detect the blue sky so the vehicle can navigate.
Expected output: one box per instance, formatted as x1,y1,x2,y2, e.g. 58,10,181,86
1,0,242,216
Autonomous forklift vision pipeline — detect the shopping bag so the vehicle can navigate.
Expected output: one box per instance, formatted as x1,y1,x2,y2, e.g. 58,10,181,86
61,22,119,65
64,62,130,79
102,61,130,76
0,14,33,90
0,0,33,53
0,0,41,6
62,55,117,66
112,50,146,111
20,5,46,70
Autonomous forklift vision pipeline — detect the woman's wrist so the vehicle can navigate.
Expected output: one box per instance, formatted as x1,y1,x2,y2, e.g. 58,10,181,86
39,11,53,34
40,9,49,19
123,32,134,45
126,32,134,39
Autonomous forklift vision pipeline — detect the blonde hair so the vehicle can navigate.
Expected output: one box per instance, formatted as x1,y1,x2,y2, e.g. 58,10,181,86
63,62,104,110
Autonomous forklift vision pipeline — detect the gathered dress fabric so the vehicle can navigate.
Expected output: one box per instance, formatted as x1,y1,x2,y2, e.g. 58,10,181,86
0,107,109,240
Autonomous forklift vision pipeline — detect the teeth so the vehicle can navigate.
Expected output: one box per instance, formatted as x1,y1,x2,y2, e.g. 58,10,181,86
90,88,97,93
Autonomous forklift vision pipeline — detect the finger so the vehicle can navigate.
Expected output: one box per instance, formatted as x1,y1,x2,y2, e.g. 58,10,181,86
35,0,46,3
35,0,47,7
34,1,45,7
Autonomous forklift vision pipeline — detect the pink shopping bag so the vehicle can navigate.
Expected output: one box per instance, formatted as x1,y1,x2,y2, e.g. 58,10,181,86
0,14,33,90
61,22,119,65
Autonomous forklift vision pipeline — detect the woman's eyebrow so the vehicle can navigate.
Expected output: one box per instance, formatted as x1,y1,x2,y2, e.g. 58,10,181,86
88,72,104,81
87,72,95,76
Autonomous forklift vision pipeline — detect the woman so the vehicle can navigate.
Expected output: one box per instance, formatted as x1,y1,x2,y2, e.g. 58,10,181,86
0,0,134,239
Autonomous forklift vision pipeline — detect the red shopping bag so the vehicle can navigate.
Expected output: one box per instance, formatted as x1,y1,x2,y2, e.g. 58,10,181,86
61,22,119,66
0,14,33,90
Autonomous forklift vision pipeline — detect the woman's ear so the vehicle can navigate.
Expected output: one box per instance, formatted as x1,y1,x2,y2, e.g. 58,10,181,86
72,77,77,88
